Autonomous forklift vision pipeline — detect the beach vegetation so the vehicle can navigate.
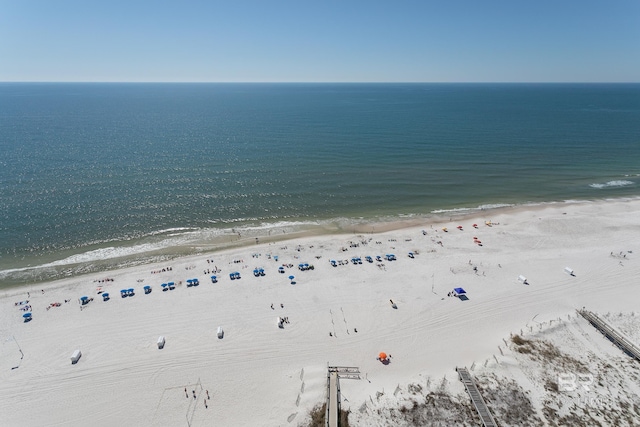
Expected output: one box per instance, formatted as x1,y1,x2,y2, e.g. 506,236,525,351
302,403,350,427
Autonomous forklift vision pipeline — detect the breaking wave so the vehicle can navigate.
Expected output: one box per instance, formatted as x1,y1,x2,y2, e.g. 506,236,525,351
589,180,634,189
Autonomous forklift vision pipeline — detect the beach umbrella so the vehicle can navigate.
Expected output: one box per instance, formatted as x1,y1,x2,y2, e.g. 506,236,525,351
80,296,88,301
379,352,387,360
457,225,463,230
288,275,295,280
23,313,32,318
453,287,466,294
472,224,478,228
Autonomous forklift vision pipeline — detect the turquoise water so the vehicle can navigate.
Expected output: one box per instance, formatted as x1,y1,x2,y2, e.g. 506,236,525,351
1,83,639,285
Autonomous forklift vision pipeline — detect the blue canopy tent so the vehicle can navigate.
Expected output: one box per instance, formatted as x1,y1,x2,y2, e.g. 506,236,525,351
330,260,337,267
365,256,373,263
128,288,135,296
234,272,241,280
80,296,89,305
258,268,265,276
192,278,199,286
211,275,218,283
453,287,469,301
161,283,168,291
144,285,152,294
168,282,175,290
186,279,194,287
102,292,110,301
23,312,32,322
229,273,236,280
120,289,128,298
253,268,260,277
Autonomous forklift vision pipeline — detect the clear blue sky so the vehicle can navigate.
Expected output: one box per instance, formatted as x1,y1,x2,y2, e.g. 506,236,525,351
1,0,639,82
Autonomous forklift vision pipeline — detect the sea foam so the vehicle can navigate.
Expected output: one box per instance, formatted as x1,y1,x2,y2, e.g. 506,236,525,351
589,180,634,189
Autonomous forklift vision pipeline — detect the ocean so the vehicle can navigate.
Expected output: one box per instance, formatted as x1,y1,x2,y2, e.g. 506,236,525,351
1,83,639,286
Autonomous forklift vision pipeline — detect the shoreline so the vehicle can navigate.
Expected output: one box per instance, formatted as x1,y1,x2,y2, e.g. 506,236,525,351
3,195,639,289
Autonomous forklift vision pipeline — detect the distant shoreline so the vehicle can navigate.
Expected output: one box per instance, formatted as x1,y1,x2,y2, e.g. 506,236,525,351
3,195,637,289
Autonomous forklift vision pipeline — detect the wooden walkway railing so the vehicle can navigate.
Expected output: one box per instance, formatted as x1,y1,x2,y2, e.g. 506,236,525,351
577,309,640,362
456,367,497,427
326,366,360,427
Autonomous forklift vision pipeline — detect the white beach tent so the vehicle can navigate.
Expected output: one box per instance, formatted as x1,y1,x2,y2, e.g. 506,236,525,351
517,275,528,284
157,336,165,349
217,327,224,339
564,267,575,276
71,349,82,364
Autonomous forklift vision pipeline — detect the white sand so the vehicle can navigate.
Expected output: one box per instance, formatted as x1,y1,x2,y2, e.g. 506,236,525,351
1,198,639,426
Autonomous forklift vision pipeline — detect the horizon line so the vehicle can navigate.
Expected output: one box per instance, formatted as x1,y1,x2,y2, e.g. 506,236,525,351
1,81,639,85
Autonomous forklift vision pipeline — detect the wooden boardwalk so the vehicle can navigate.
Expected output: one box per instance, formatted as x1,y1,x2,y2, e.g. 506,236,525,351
577,309,640,362
326,366,360,427
456,367,497,427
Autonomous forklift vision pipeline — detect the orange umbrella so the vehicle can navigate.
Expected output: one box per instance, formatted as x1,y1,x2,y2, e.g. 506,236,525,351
379,352,387,360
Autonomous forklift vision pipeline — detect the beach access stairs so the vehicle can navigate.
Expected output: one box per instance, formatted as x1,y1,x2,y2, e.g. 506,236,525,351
577,309,640,362
456,367,497,427
326,366,360,427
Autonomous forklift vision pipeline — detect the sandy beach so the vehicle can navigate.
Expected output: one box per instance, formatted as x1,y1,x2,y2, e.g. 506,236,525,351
2,198,640,426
